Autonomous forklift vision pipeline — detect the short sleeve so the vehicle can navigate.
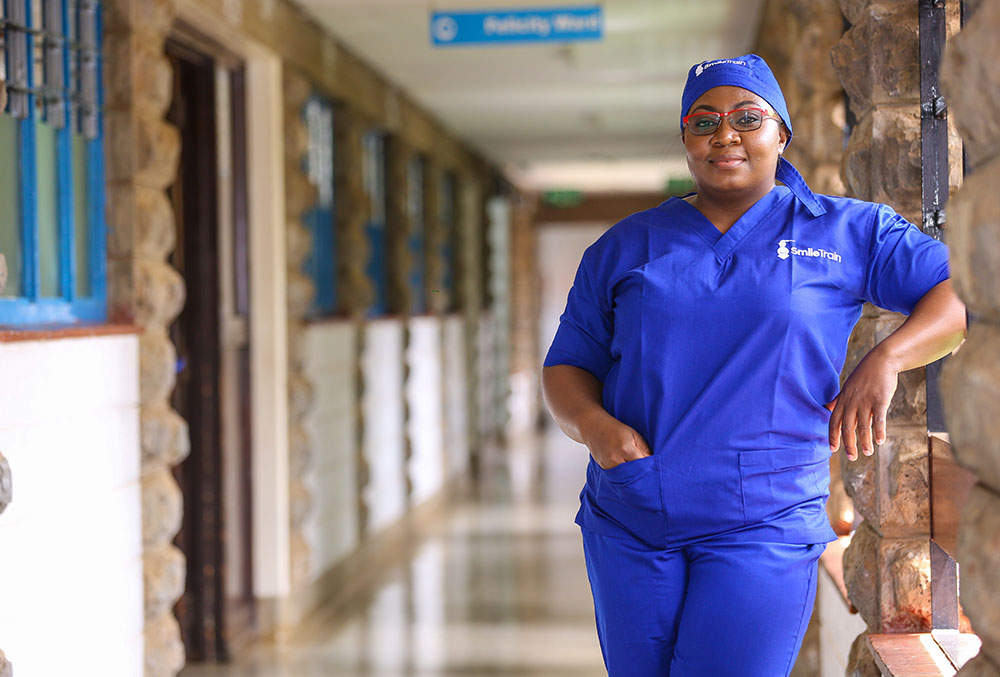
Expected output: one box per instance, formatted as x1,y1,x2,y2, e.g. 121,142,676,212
862,205,950,314
543,249,615,381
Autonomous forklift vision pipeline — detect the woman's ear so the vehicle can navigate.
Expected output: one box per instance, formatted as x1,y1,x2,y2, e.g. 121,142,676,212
778,125,790,153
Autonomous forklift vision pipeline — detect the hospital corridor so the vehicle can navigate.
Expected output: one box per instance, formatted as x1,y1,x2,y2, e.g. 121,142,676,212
180,431,605,677
0,0,997,676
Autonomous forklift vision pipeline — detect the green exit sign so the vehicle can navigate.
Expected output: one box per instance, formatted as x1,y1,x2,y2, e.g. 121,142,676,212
542,190,584,207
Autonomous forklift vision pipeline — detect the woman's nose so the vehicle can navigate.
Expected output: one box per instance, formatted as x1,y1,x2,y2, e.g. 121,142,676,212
712,117,741,144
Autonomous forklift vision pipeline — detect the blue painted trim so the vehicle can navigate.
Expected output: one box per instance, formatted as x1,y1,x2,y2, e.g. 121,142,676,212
365,220,387,316
305,206,336,316
0,297,104,325
20,0,38,300
57,0,75,300
88,2,106,306
408,232,425,314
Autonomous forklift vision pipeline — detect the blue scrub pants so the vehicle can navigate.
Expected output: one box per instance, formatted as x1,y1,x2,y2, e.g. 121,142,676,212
582,530,822,676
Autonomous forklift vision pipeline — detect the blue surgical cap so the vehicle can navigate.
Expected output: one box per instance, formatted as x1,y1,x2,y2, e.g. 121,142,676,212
680,54,792,141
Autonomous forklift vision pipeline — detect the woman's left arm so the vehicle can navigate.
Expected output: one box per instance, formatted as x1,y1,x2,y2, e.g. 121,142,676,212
828,279,967,460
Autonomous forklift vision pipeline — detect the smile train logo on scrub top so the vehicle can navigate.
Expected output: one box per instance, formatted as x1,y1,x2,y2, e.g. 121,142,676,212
777,239,843,263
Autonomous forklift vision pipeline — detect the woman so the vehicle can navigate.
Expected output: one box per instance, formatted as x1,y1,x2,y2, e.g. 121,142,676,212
542,55,966,676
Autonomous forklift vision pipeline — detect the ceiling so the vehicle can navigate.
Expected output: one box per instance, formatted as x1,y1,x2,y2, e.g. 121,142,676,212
294,0,765,192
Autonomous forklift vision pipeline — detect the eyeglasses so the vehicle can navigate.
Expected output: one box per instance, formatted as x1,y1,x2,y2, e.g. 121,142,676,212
682,107,780,136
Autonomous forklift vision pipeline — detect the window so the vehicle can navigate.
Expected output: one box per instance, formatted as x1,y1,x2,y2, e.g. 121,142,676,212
0,0,106,325
362,128,387,316
407,154,426,314
438,170,456,311
302,95,336,317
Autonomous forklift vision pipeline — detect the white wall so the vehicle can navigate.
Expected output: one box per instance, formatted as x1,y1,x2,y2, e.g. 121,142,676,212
361,319,407,533
537,223,610,376
406,316,445,505
818,563,867,677
442,314,469,477
302,320,359,580
0,335,142,677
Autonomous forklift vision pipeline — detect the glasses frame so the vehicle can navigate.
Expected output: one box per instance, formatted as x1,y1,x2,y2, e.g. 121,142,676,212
682,107,780,136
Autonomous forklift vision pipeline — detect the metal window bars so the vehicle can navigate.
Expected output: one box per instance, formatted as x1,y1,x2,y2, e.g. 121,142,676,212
1,0,100,138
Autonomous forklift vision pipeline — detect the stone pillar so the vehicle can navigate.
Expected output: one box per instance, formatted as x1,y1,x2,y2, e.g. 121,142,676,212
508,194,540,435
335,106,372,538
941,1,1000,673
385,137,414,317
0,451,11,674
423,165,447,315
0,451,10,515
755,0,848,195
282,69,316,589
457,173,484,473
104,1,187,676
830,1,961,673
385,137,415,502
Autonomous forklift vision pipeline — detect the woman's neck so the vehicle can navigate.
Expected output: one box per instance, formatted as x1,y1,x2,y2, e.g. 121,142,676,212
686,183,776,234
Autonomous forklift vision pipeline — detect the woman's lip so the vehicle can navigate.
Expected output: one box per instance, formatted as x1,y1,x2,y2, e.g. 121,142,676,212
710,157,746,168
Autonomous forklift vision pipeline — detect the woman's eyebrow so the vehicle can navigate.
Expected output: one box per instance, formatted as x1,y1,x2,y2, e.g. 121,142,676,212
692,100,760,113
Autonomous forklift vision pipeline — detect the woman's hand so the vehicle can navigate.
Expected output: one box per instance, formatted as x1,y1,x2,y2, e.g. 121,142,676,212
826,350,899,461
580,414,653,469
826,280,966,461
542,364,652,469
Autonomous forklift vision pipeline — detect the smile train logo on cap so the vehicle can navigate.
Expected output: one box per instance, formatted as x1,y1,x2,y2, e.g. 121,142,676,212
695,59,747,76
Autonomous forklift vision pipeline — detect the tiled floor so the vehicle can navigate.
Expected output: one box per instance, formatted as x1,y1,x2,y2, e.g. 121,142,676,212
181,430,606,676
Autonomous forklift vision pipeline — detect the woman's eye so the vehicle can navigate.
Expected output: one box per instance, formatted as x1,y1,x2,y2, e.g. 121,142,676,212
734,110,762,125
693,115,717,129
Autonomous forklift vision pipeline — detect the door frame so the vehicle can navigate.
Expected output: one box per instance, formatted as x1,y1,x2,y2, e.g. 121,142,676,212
171,1,292,618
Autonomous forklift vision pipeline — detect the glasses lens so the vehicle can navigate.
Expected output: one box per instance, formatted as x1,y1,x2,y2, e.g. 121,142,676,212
687,113,720,135
730,108,764,131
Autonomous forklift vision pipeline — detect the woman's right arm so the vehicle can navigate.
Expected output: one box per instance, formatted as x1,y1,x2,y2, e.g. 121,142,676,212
542,364,652,469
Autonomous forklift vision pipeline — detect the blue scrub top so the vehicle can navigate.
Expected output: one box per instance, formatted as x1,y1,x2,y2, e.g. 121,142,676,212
545,186,950,549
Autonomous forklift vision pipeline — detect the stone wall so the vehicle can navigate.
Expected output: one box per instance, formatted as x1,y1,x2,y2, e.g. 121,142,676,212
282,69,317,589
941,1,1000,674
829,1,961,674
103,1,188,675
755,0,848,196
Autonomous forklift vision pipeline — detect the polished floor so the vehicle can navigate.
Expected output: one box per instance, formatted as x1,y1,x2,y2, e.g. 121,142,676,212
181,430,606,676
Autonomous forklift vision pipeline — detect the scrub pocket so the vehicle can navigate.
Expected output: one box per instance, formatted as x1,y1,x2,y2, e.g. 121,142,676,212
738,446,830,525
595,455,665,548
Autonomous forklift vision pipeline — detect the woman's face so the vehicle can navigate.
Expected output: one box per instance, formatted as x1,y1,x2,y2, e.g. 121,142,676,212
682,85,789,202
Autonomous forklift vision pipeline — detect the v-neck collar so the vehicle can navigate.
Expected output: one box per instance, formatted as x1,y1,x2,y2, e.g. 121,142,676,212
668,186,792,259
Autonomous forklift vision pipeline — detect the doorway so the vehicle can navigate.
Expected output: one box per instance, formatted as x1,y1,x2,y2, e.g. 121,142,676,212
165,35,256,662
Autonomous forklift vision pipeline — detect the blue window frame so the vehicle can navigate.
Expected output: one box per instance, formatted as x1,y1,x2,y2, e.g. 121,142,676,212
362,128,387,316
407,154,426,314
0,0,106,325
301,95,336,317
439,170,456,310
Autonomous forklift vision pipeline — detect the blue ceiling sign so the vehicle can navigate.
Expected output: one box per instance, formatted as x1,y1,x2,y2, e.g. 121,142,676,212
430,5,603,47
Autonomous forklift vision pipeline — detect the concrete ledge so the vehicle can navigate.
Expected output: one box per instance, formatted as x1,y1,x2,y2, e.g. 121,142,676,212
868,632,982,676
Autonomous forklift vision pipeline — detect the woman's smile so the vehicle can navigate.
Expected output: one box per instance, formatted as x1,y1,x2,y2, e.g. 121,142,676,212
708,153,747,169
